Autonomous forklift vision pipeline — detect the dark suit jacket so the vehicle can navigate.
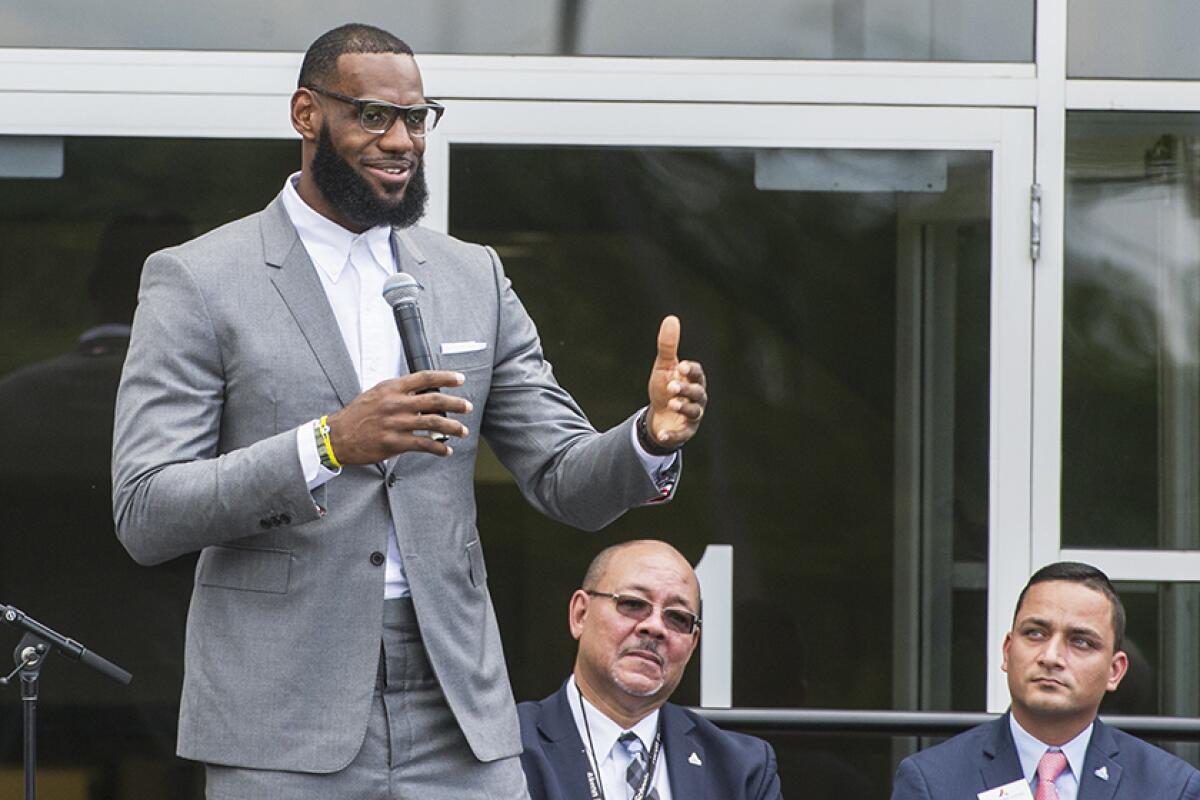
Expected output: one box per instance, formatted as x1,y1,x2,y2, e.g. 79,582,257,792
518,683,782,800
891,713,1200,800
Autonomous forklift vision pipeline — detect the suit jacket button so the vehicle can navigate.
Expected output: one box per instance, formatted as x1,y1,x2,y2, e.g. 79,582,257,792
259,518,272,529
370,551,385,566
386,474,396,487
279,513,292,525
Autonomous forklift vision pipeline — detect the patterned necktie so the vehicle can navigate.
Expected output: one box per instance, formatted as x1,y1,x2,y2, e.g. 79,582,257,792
618,732,661,800
1035,749,1069,800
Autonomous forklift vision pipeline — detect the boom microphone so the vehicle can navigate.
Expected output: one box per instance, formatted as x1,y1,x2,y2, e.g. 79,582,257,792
381,273,449,442
1,604,132,685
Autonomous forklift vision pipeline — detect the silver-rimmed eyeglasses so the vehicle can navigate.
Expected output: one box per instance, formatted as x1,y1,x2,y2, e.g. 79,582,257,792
304,84,445,137
585,590,701,635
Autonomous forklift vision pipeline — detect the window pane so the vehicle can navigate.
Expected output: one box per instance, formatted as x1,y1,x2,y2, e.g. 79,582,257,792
1069,0,1200,79
2,0,1032,61
1108,582,1200,767
1,134,993,797
0,136,297,798
1063,112,1200,550
451,144,992,791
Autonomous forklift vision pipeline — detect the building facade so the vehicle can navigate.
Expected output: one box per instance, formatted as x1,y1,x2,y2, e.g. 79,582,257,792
1,2,1198,797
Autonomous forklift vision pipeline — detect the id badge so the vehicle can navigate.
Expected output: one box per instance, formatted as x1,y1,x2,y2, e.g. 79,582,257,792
978,778,1034,800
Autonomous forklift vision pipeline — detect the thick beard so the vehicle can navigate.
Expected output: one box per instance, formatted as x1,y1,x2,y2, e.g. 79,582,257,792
311,123,428,230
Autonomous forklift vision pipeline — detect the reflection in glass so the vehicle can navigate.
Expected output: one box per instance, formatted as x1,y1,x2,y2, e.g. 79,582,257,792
1069,0,1200,79
0,134,994,797
0,137,296,798
1063,112,1200,549
1109,582,1200,766
2,0,1032,61
450,144,991,794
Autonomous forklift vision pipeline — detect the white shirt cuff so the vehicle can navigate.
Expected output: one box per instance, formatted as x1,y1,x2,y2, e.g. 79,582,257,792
297,420,341,490
629,419,679,481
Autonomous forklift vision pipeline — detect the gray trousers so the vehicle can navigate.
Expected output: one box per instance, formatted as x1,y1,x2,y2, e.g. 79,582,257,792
206,597,530,800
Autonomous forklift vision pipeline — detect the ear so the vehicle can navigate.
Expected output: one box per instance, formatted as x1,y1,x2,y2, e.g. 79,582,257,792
291,88,321,141
1001,631,1012,673
568,590,589,641
684,625,701,661
1106,649,1129,692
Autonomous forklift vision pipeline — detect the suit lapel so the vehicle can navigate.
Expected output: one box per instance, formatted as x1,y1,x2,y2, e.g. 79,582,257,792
661,704,706,799
261,195,362,410
539,686,600,800
394,228,427,269
1079,719,1122,800
981,714,1026,791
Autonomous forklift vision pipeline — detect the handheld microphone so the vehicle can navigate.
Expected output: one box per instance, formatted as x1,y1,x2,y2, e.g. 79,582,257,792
381,272,449,443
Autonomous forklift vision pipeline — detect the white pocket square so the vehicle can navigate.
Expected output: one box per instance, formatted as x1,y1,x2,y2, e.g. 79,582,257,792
440,341,488,355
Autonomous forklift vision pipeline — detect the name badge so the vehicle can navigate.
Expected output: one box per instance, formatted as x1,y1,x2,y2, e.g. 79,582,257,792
978,779,1034,800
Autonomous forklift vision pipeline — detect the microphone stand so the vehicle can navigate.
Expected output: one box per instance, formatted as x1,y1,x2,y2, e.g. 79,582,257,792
0,603,133,800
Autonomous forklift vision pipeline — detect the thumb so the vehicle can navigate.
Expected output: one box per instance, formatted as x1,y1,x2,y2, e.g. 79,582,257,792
655,315,680,366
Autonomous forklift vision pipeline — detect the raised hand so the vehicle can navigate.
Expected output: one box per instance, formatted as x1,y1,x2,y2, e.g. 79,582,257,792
645,315,707,451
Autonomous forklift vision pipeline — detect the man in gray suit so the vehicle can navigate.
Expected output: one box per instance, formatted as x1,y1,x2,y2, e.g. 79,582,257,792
111,23,707,800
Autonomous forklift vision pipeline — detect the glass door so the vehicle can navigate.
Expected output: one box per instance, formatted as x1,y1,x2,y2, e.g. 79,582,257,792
0,96,1034,798
425,101,1035,792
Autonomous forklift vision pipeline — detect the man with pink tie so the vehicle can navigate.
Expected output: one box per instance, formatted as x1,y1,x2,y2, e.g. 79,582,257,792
891,562,1200,800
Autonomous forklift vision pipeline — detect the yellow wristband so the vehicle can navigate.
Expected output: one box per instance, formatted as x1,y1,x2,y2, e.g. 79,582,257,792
317,415,341,469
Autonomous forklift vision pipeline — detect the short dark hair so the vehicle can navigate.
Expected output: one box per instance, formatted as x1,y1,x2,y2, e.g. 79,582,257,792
298,23,413,89
1013,562,1126,651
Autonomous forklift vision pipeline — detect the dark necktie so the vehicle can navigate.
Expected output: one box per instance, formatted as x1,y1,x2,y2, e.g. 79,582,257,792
618,731,661,800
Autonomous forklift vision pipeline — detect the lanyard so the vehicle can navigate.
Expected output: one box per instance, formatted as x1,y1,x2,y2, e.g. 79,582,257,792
577,685,664,800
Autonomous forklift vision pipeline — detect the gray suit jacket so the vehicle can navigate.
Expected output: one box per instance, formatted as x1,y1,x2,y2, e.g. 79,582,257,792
112,193,677,773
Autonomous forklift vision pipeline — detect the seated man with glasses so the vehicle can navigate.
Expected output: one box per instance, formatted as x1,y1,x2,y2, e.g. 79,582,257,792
518,540,782,800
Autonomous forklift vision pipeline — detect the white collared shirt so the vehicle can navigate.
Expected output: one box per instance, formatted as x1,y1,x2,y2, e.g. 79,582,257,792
1010,714,1093,800
279,172,675,599
567,674,672,800
281,173,412,597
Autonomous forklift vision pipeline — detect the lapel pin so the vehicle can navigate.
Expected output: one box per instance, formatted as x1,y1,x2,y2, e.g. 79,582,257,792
688,752,702,766
1094,766,1109,781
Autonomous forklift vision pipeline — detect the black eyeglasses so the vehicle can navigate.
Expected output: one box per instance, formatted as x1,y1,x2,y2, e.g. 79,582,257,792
304,84,445,137
585,590,701,635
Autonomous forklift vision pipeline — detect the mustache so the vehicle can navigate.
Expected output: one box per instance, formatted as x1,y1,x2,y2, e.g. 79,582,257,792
619,637,664,666
363,156,416,170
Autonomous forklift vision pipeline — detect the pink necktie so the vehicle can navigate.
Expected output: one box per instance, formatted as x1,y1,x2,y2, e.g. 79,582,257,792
1035,750,1069,800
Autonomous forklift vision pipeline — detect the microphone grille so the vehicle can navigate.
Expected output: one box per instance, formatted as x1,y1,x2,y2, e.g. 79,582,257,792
382,272,423,307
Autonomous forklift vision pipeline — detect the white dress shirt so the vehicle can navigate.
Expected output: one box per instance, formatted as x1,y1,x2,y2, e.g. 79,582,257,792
567,674,672,800
1010,714,1093,800
281,173,414,597
278,173,675,598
